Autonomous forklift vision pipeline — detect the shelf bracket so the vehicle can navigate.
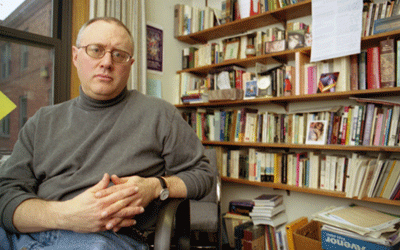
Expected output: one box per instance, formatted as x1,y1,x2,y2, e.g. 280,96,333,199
286,190,290,196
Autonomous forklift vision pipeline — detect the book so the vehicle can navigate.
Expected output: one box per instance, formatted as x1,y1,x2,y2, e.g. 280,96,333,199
366,46,381,89
253,194,283,207
242,224,266,250
380,39,396,88
229,199,255,216
381,160,400,199
250,203,286,218
350,54,359,91
285,216,308,250
388,105,400,146
362,103,376,146
252,211,288,227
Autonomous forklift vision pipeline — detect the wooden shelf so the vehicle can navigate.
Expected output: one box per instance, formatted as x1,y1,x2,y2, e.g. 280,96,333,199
176,87,400,108
178,47,310,76
221,176,400,207
176,0,312,44
202,141,400,153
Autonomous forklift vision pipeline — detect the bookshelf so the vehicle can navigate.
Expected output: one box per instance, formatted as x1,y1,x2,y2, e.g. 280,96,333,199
174,1,400,207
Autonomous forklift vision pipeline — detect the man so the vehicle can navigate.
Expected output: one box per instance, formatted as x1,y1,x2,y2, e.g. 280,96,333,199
0,17,214,249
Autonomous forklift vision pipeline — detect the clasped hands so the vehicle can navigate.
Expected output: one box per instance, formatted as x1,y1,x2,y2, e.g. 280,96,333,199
63,173,156,233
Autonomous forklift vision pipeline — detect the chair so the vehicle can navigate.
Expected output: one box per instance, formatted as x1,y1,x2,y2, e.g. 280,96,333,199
149,148,221,250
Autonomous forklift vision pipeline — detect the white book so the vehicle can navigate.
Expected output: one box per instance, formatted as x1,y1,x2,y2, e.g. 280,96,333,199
320,157,326,190
335,156,347,192
329,156,337,191
358,159,377,199
324,156,332,190
214,110,221,141
230,150,240,179
287,153,295,186
309,151,320,189
372,160,394,198
222,151,228,177
333,56,351,92
352,159,369,198
256,151,265,182
209,114,215,141
344,153,359,197
298,115,305,144
248,148,257,181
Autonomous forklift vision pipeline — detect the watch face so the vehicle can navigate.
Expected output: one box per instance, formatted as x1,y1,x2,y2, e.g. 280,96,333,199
160,189,170,200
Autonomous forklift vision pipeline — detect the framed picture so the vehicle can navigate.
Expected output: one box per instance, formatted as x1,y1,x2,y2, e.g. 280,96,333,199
224,41,240,61
147,23,163,73
306,120,328,145
317,72,339,93
244,80,258,99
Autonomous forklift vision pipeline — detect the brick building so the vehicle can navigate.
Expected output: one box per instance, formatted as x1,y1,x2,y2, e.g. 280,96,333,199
0,0,53,152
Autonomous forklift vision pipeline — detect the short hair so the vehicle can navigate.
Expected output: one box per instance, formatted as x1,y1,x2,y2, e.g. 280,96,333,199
76,17,134,55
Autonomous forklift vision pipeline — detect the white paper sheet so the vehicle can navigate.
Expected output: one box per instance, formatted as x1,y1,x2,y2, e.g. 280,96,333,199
311,0,363,62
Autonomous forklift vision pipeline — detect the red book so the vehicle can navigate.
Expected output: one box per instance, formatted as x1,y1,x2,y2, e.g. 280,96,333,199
366,46,381,89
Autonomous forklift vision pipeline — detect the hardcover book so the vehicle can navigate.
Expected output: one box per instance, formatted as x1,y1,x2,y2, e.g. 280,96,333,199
380,39,395,88
366,46,381,89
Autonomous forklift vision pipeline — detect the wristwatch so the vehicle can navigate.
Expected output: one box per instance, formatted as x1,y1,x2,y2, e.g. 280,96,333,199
155,176,169,200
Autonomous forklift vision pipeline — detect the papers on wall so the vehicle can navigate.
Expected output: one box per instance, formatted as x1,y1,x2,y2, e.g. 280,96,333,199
311,0,363,62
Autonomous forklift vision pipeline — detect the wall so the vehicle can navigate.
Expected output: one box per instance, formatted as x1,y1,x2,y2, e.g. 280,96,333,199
146,0,400,223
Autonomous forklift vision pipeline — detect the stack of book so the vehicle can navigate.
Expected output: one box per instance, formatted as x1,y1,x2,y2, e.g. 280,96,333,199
249,194,288,249
249,194,287,227
313,205,400,250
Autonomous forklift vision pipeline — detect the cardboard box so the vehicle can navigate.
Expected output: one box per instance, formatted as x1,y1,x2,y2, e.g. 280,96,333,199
293,220,323,250
321,229,400,250
208,89,243,102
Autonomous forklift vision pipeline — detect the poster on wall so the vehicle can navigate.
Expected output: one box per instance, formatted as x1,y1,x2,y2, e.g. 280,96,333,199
146,23,163,74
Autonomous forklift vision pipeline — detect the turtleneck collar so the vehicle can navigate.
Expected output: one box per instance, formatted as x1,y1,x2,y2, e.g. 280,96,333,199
76,86,129,110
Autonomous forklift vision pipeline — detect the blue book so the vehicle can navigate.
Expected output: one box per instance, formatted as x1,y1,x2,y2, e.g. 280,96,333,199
322,229,400,250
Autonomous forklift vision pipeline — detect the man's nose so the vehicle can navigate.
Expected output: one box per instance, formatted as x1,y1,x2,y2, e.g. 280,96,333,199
100,51,114,68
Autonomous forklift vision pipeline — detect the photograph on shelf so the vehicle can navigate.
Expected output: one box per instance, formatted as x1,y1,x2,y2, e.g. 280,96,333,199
244,80,258,99
287,29,305,50
224,40,240,61
317,72,339,93
257,75,272,97
306,120,328,145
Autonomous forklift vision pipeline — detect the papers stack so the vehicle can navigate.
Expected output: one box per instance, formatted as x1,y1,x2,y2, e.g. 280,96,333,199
312,205,400,247
249,194,288,227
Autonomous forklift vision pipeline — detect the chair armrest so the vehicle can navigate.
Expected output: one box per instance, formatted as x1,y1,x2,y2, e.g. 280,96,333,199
154,198,190,250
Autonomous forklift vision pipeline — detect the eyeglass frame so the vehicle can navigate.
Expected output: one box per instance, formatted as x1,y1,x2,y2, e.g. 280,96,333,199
77,44,133,63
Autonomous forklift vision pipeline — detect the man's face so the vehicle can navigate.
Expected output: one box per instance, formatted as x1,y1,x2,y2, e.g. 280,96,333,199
72,21,134,100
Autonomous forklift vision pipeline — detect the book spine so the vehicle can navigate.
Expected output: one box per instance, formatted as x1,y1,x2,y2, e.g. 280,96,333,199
366,46,381,89
362,103,375,146
379,39,395,88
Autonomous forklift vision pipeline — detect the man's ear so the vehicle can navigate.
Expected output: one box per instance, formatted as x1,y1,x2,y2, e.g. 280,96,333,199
72,46,79,67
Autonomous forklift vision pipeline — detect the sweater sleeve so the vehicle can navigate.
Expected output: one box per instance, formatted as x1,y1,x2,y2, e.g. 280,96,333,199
161,108,214,200
0,113,40,233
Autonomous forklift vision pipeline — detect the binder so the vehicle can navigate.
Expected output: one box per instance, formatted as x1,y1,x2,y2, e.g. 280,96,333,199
285,216,308,250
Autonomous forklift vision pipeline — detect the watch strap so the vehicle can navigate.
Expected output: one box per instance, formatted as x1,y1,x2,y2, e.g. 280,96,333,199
155,176,167,189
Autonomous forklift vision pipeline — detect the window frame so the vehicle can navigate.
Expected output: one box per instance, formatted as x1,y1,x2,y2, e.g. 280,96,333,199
0,0,72,104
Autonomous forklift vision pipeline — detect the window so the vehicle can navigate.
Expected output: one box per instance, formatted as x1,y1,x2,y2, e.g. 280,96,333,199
19,95,28,129
1,43,11,79
0,115,10,137
20,45,29,70
0,0,71,153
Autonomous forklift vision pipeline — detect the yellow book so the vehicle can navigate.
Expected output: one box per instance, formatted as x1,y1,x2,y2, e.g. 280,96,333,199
379,160,396,197
345,107,352,145
285,216,308,250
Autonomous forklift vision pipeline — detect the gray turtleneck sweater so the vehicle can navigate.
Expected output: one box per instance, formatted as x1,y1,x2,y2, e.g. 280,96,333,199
0,88,214,233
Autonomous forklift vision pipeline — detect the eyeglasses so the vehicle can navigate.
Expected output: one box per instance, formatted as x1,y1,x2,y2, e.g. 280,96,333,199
78,44,132,63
